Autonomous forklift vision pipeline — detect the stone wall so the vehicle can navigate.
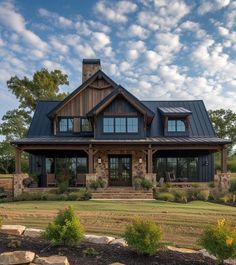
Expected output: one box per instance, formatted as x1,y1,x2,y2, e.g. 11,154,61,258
214,172,231,192
0,177,13,196
94,150,147,186
13,174,29,197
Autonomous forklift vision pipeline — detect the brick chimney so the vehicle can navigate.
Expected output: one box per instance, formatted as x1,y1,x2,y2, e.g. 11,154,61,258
82,59,101,82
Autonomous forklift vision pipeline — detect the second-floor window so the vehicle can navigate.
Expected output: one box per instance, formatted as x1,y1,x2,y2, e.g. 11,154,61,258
168,119,186,132
59,118,73,132
103,117,138,133
81,118,93,132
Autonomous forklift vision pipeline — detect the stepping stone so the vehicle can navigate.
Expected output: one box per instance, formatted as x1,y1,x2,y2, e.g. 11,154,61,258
110,238,128,247
34,255,70,265
0,251,35,265
24,228,44,238
167,246,198,254
84,234,115,244
0,225,26,236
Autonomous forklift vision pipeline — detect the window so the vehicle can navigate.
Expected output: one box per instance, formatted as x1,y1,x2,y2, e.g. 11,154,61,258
81,118,92,132
115,117,126,133
46,158,54,174
103,117,114,133
127,117,138,133
168,119,186,132
77,157,87,173
59,118,73,132
103,117,139,133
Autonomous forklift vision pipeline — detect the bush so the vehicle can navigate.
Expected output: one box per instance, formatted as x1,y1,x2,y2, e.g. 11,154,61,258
197,189,210,201
229,180,236,193
155,192,175,202
43,206,84,246
187,187,199,201
67,190,91,201
58,181,69,194
140,178,153,190
123,219,162,256
199,219,236,264
173,189,188,203
208,181,215,188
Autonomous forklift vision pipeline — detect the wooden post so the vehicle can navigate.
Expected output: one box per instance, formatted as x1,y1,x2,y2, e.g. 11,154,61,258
15,147,22,174
221,145,227,173
88,144,94,174
147,144,153,173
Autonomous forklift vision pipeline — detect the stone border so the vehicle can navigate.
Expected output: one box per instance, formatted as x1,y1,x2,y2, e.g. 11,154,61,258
0,225,236,265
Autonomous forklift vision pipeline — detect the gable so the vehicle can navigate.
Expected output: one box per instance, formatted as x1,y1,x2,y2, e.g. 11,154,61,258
48,70,117,118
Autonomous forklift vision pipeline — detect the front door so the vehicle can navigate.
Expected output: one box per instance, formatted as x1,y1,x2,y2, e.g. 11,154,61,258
108,155,132,186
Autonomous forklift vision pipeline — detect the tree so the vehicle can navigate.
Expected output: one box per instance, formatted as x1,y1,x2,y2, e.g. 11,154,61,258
0,68,69,173
208,109,236,150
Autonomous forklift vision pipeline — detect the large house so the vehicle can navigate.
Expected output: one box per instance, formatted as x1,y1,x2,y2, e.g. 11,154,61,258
13,59,230,190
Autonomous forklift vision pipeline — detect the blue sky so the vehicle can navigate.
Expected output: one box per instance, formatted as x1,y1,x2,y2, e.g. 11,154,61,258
0,0,236,129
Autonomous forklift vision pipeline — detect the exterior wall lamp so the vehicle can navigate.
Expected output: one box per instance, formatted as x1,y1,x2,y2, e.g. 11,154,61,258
98,158,102,164
139,158,143,164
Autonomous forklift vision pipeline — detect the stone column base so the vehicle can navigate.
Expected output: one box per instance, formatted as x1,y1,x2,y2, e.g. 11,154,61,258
144,173,156,187
214,172,231,192
13,174,29,197
86,173,98,187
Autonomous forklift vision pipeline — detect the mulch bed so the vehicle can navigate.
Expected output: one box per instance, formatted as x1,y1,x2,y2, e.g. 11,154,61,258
0,234,216,265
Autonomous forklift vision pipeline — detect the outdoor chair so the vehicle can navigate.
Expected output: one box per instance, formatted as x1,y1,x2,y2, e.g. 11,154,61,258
75,173,86,187
165,171,176,182
47,173,56,187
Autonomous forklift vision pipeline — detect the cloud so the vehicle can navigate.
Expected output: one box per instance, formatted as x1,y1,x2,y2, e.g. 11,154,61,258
198,0,230,15
128,24,149,39
38,8,73,28
91,32,111,50
95,0,137,23
0,2,48,52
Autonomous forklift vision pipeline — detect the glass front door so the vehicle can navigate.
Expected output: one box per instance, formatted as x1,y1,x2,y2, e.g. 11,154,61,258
109,155,132,186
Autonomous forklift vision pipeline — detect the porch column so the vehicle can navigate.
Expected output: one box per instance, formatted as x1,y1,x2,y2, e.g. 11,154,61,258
221,145,227,173
15,147,22,174
147,145,153,173
88,144,94,174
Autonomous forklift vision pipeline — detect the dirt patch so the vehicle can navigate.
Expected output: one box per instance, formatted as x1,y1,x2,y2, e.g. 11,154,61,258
0,234,216,265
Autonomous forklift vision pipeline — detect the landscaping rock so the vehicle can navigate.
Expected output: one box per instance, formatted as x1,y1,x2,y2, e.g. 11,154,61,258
24,228,44,238
109,263,126,265
199,249,236,265
84,234,115,244
167,246,198,254
34,256,70,265
110,238,128,247
0,251,35,265
0,225,26,236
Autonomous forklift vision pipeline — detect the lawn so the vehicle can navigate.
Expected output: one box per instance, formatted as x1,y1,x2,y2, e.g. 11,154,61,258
1,200,236,248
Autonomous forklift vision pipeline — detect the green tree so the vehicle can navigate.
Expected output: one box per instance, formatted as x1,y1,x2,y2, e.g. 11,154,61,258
0,68,69,173
208,109,236,149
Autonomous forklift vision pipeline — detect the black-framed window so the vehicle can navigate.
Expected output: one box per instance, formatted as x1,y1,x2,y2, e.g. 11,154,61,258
81,117,92,132
103,117,114,133
127,117,138,133
103,117,138,134
58,117,73,132
167,119,186,132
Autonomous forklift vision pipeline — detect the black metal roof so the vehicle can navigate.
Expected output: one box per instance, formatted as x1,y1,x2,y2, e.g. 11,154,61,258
13,136,231,145
158,107,192,115
82,59,101,64
143,100,216,137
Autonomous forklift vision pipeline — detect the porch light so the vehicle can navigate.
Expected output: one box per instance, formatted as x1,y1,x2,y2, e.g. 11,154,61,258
98,158,102,164
139,158,143,164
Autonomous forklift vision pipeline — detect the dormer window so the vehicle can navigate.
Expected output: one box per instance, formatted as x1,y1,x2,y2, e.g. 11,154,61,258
81,117,92,132
168,119,186,132
58,117,73,132
103,117,139,134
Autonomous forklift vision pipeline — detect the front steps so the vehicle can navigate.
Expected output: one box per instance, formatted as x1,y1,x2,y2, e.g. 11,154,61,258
90,187,154,199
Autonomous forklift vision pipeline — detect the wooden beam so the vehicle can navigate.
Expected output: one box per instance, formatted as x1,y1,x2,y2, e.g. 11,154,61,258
147,145,153,173
88,144,94,174
221,145,227,173
15,147,22,174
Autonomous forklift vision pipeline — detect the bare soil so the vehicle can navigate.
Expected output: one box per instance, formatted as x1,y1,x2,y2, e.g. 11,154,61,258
0,234,217,265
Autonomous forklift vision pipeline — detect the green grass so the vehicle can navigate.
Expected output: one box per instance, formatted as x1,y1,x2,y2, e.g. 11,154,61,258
1,200,236,248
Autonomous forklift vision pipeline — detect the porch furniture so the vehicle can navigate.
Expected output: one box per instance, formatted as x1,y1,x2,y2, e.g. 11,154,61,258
47,174,56,187
159,177,164,187
75,174,86,187
166,171,176,182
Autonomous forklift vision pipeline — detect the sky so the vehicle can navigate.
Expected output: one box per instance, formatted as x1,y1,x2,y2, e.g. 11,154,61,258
0,0,236,129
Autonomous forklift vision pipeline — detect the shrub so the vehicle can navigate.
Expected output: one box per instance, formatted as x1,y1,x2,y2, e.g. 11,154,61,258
187,187,199,201
208,181,215,188
197,189,210,201
229,180,236,193
155,192,175,202
42,206,84,246
58,181,68,194
191,183,200,188
67,190,91,201
209,188,227,202
89,180,99,190
123,219,162,256
140,178,153,190
173,189,188,203
199,219,236,264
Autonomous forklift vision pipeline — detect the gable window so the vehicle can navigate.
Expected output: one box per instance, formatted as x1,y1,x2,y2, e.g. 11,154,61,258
115,117,126,133
59,118,73,132
103,117,114,133
103,117,138,133
81,118,92,132
127,117,138,133
168,119,186,132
